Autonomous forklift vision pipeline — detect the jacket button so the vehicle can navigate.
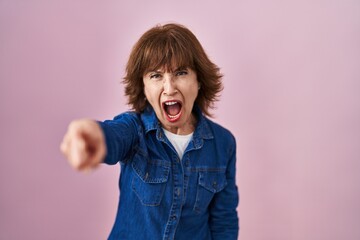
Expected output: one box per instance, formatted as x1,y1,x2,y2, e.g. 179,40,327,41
171,216,177,221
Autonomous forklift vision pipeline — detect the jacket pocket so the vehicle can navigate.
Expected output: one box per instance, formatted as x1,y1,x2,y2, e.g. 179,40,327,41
194,170,227,213
131,153,170,206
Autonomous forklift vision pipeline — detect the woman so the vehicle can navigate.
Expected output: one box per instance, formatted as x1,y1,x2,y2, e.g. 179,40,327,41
61,23,239,240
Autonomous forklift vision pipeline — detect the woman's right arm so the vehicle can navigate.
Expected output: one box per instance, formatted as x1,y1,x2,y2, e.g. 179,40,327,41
60,114,139,171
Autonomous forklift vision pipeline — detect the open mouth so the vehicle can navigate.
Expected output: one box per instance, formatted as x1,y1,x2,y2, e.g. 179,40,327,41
163,100,182,122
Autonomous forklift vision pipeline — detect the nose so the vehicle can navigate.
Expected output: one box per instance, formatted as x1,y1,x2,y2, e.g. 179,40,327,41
163,73,177,95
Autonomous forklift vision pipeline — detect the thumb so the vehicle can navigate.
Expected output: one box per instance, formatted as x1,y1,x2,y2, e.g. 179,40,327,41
70,135,89,169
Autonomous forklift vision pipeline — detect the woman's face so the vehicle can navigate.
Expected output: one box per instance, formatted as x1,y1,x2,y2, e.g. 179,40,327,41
143,67,199,135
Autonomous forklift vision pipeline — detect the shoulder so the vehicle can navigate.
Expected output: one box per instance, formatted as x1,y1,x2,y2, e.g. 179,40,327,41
111,111,142,125
101,111,142,130
204,117,236,147
113,111,140,121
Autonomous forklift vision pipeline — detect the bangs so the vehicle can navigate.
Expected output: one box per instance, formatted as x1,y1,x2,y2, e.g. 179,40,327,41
141,35,195,74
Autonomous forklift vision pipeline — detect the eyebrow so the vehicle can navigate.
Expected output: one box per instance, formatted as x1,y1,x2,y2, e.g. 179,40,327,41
146,70,163,76
147,67,188,73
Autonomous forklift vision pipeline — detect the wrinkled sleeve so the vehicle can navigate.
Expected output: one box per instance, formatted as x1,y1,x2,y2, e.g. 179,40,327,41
97,113,139,165
209,135,239,239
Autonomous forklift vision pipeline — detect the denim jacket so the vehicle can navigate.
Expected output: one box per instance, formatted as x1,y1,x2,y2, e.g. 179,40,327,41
99,106,239,240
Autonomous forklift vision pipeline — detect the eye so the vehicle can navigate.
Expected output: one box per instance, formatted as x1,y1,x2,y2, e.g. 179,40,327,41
150,73,162,79
175,70,188,76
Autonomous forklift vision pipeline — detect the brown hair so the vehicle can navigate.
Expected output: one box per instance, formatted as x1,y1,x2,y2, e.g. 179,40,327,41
123,23,223,116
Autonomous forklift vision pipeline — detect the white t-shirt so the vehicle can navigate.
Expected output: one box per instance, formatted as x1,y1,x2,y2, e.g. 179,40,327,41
163,128,193,160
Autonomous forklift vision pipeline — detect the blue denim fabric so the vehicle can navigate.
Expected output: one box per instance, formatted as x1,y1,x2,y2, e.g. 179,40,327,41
99,106,239,240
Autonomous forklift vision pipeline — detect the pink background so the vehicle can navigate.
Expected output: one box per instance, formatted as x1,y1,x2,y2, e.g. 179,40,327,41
1,0,359,239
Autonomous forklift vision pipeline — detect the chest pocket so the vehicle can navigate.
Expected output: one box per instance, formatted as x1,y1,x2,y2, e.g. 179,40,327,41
194,171,227,213
131,152,170,206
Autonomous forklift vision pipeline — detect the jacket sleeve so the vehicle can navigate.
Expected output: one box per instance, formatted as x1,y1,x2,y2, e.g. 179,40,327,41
97,112,139,165
208,135,239,239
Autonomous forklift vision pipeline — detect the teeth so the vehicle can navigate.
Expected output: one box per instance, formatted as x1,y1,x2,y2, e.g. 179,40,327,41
164,101,178,106
168,112,181,119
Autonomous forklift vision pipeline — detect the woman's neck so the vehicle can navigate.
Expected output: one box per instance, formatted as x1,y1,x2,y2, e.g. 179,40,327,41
164,113,197,135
